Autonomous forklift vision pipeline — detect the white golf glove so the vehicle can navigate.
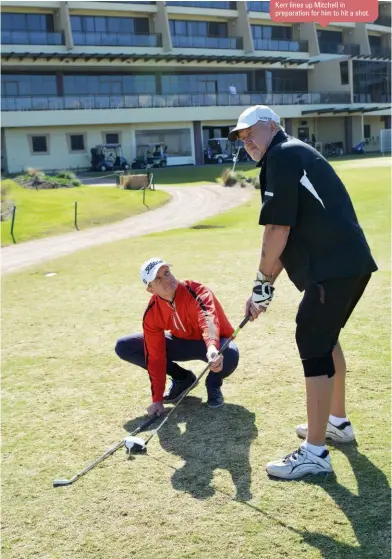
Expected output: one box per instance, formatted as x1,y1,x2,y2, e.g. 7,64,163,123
206,344,223,372
252,271,274,310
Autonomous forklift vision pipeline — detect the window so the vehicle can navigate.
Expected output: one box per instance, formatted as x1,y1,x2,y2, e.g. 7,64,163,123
340,61,349,85
105,133,119,144
208,22,227,37
63,74,156,95
68,134,86,152
1,74,57,97
364,125,371,139
134,18,149,34
70,15,149,34
162,73,248,94
135,129,192,157
2,13,54,31
169,19,227,37
30,135,48,154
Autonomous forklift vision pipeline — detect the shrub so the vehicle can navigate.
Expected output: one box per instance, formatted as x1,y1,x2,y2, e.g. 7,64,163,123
221,168,238,187
56,170,77,180
252,176,260,189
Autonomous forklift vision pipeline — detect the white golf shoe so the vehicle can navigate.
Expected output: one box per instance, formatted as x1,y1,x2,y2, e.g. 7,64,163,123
296,421,355,443
266,446,333,480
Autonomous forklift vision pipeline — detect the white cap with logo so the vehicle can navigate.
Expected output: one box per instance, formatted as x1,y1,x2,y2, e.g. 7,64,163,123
228,105,280,142
140,257,170,286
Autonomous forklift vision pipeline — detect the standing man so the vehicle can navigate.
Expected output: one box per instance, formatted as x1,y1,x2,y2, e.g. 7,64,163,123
115,258,239,415
228,105,377,480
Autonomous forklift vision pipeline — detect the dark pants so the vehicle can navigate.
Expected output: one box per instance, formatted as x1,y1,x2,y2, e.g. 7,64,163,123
296,274,371,377
115,333,239,389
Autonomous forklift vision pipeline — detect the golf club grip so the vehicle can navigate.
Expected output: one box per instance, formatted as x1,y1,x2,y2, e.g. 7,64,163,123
133,414,160,434
238,315,250,329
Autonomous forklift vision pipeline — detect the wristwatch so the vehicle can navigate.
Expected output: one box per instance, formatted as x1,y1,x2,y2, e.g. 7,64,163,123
256,271,273,283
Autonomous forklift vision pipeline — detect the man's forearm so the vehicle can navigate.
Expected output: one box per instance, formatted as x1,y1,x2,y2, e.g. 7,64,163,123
258,224,290,279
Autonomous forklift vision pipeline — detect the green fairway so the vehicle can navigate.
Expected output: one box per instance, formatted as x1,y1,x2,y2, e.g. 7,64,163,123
1,180,170,246
1,165,390,558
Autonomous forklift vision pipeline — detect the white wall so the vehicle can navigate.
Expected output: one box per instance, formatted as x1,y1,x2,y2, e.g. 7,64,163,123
4,122,195,173
363,116,385,152
315,117,345,145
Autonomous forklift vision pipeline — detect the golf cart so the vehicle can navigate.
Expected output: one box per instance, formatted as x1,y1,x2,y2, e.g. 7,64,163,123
90,144,130,172
204,138,251,164
131,143,168,169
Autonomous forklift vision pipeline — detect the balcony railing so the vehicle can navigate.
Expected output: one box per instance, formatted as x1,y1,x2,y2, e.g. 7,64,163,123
319,41,360,55
353,93,391,103
166,2,235,8
1,30,64,45
172,35,242,49
371,16,392,27
2,91,352,112
72,31,162,47
371,47,391,58
247,1,270,12
253,38,308,52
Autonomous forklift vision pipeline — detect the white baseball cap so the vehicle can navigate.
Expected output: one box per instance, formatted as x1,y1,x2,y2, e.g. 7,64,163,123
228,105,280,142
140,257,170,286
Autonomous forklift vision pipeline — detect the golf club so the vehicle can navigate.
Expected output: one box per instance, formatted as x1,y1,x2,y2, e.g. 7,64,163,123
53,414,159,488
131,315,250,453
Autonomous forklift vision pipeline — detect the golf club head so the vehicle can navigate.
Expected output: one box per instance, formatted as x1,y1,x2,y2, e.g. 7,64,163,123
53,479,73,487
124,436,147,454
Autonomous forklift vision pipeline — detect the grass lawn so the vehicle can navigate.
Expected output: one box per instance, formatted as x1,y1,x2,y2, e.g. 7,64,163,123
1,165,390,558
1,180,170,246
78,153,388,186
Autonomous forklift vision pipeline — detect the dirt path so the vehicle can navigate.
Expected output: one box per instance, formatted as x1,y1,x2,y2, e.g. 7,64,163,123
1,184,252,275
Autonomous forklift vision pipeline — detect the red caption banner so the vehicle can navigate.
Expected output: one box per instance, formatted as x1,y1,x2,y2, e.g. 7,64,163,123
270,0,379,27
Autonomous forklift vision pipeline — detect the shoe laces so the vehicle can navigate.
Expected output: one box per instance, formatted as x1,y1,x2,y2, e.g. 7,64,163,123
283,447,304,463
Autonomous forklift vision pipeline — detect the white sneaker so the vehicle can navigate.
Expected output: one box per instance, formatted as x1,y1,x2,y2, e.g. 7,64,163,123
296,421,355,443
266,446,333,480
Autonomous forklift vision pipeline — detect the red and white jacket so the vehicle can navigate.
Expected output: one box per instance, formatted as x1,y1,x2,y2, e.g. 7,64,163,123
143,280,234,402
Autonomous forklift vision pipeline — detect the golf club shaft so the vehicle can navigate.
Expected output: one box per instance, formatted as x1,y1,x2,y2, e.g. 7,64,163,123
145,315,250,445
53,414,159,487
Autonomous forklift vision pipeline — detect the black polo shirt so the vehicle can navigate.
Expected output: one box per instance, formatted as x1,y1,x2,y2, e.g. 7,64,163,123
258,131,377,291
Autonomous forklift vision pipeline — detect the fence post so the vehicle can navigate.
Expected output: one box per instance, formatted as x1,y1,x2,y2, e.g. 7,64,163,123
10,205,16,244
74,201,79,231
142,188,147,207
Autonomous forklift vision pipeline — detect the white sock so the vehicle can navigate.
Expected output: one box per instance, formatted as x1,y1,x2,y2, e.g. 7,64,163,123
329,414,348,427
302,441,327,456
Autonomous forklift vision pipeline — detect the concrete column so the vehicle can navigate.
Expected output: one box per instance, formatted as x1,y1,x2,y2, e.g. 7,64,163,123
155,1,172,52
351,115,363,146
193,121,204,165
299,23,319,56
232,1,253,53
59,2,73,50
1,128,8,174
285,118,293,135
348,59,354,103
344,24,370,55
344,116,352,153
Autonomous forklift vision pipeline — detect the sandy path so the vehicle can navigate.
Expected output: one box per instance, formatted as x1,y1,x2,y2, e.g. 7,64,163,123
1,184,252,275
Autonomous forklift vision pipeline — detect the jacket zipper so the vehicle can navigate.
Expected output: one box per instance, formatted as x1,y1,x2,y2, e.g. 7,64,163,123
172,302,186,332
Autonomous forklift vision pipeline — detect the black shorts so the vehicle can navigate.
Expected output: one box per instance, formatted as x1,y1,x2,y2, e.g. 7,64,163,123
295,274,371,360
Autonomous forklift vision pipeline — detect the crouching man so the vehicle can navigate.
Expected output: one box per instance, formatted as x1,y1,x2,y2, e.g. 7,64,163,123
115,258,239,416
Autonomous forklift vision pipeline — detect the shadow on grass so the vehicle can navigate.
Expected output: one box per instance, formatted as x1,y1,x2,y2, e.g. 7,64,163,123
124,396,257,501
296,442,391,558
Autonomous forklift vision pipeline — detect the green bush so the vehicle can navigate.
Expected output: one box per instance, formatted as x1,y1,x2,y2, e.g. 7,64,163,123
56,170,77,180
221,168,238,187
